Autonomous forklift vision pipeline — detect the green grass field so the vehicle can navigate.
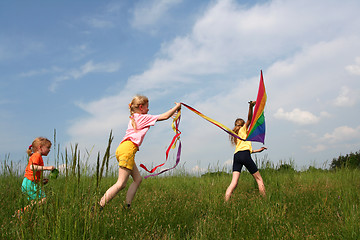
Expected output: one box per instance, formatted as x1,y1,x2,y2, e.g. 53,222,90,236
1,161,359,240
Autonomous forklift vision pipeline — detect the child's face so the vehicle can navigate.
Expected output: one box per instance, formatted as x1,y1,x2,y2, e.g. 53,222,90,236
39,144,51,156
139,103,149,114
235,119,245,127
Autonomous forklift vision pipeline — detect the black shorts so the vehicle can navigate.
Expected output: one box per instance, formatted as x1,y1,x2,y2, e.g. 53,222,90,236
233,150,258,174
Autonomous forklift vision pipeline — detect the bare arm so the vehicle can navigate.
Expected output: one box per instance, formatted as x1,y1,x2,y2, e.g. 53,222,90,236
30,165,55,171
245,101,256,129
157,102,181,121
252,147,267,153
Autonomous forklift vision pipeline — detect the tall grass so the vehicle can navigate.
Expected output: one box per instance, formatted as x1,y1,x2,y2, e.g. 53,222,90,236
1,168,359,239
1,135,359,239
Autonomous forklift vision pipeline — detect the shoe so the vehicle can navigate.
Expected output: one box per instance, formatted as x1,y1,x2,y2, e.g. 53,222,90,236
123,203,131,210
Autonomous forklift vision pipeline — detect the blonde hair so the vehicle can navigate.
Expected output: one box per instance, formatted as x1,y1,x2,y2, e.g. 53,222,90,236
27,137,52,156
230,118,245,146
129,95,149,130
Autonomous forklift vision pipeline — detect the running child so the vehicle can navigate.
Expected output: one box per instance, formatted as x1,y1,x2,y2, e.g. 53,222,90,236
16,137,55,215
97,95,181,210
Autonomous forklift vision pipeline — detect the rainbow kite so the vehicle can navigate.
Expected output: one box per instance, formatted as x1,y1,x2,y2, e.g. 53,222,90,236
246,70,267,144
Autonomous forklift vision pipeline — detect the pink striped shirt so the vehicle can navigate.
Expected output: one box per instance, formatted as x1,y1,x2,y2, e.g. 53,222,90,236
122,113,160,147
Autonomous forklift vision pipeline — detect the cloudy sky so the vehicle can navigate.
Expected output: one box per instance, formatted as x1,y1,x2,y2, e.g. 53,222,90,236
1,0,359,174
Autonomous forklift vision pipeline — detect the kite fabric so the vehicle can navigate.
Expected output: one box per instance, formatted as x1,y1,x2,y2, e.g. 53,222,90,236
246,70,267,144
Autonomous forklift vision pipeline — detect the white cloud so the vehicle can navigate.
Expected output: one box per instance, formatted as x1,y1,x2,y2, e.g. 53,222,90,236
320,111,331,118
69,44,94,61
274,108,320,125
19,66,63,78
334,86,357,107
322,125,360,143
131,0,182,30
266,37,360,112
70,98,129,137
297,130,318,139
82,2,125,29
19,60,121,92
302,124,360,154
49,60,121,92
303,144,328,153
346,57,360,75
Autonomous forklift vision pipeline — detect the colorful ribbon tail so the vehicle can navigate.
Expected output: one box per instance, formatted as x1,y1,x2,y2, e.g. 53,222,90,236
144,141,182,179
139,163,152,173
139,162,166,173
140,132,181,173
140,109,182,176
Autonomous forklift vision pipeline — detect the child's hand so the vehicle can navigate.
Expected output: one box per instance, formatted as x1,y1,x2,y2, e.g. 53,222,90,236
249,101,256,107
252,147,267,153
171,112,179,119
171,102,181,118
259,147,267,152
174,102,181,110
48,166,56,171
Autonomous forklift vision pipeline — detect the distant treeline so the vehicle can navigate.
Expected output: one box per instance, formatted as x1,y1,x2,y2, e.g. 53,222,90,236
330,150,360,170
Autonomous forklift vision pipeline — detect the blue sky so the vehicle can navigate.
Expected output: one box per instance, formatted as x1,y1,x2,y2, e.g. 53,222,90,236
1,0,360,174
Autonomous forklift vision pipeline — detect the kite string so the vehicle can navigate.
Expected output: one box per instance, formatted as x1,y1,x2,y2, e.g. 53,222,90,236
180,103,245,141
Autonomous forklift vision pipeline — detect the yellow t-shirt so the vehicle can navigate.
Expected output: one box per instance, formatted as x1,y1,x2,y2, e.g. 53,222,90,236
234,125,252,153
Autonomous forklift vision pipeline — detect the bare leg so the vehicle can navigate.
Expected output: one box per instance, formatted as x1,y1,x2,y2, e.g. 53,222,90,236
125,164,142,206
225,171,240,201
14,197,47,217
252,171,266,197
99,167,131,207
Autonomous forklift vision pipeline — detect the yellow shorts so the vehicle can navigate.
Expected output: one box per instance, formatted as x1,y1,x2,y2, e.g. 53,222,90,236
115,140,138,170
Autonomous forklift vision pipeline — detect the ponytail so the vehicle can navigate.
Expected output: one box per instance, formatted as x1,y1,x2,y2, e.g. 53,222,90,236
229,118,245,146
128,95,149,130
27,145,33,157
129,102,137,130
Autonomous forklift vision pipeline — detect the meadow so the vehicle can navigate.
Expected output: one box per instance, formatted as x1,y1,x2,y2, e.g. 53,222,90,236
1,155,359,240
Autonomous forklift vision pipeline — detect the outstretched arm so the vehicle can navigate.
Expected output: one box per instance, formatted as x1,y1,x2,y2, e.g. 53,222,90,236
245,101,256,129
157,102,181,121
31,165,55,171
252,147,267,153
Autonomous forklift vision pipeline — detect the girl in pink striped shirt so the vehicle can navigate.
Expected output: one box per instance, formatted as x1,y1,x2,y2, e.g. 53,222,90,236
97,95,181,210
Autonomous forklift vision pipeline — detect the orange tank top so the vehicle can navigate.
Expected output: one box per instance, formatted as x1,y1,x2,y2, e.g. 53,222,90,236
24,152,44,182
